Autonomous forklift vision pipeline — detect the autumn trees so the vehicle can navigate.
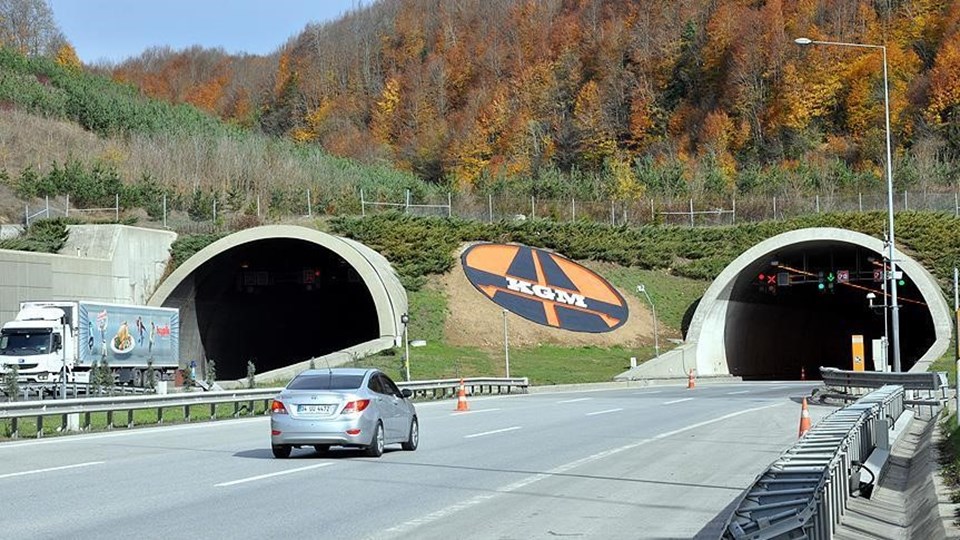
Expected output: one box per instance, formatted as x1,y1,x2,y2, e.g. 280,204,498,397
52,0,960,199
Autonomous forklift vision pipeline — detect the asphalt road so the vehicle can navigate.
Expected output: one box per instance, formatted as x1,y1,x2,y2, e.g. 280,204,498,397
0,381,834,539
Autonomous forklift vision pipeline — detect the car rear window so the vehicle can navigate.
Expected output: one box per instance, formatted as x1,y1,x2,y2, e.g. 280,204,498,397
287,374,365,390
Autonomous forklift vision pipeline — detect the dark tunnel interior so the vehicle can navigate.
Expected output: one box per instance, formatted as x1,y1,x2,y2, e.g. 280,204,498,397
192,239,379,379
724,241,935,380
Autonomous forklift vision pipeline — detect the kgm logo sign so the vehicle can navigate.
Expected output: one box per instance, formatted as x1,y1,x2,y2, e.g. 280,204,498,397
461,243,628,333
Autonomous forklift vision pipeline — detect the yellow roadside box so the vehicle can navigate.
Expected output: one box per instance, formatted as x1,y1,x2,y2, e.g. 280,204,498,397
851,335,865,371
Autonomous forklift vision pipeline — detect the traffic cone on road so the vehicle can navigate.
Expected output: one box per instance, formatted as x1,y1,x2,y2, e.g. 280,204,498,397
455,378,470,412
798,397,811,437
687,369,696,389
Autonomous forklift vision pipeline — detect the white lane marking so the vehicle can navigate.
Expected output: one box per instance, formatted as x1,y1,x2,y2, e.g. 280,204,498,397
586,408,623,416
0,417,267,450
380,402,785,538
0,461,104,480
216,462,334,487
633,390,662,395
727,390,750,395
558,398,592,403
464,426,521,439
663,398,694,405
450,408,501,416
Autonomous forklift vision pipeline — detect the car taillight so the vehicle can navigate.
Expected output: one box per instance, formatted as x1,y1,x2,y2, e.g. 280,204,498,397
271,400,287,414
346,428,361,436
341,399,370,414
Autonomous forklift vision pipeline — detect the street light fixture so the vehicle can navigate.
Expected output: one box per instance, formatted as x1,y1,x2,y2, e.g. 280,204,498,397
636,284,660,359
795,36,902,372
400,313,410,381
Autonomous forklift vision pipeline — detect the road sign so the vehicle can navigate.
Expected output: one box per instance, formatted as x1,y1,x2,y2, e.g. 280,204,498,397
837,270,849,283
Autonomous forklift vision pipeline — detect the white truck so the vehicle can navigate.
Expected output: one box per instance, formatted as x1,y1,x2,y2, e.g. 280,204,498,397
0,301,180,386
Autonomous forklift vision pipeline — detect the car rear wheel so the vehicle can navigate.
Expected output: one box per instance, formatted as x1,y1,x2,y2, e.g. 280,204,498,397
272,444,291,459
401,417,419,451
313,444,330,454
364,422,384,457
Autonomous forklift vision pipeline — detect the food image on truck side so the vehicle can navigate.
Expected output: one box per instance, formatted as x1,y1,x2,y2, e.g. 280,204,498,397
78,303,179,367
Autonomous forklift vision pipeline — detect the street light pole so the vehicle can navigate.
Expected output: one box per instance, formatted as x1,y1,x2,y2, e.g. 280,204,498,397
636,285,660,359
400,313,410,382
503,309,510,378
795,37,902,372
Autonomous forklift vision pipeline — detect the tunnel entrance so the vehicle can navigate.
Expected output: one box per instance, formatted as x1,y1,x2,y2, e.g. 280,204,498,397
190,238,379,379
724,241,935,380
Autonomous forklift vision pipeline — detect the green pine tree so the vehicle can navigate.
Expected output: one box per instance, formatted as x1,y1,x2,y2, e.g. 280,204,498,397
246,360,256,389
3,364,19,402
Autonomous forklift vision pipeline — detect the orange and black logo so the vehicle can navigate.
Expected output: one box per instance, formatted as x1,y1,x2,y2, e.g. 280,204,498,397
461,243,628,333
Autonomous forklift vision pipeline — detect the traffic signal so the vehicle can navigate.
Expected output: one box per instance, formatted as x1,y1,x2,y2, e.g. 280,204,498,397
818,271,825,291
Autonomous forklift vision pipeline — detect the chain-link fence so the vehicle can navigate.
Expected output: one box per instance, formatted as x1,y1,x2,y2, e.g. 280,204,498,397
22,189,960,234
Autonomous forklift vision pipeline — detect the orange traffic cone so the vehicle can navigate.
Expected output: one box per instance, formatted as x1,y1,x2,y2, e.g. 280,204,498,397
455,378,470,412
798,397,811,437
687,369,696,389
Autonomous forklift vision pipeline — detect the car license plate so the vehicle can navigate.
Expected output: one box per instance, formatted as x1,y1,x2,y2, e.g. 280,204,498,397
299,404,333,414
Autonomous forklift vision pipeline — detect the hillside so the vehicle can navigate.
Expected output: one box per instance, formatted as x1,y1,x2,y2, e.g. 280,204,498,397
109,0,960,200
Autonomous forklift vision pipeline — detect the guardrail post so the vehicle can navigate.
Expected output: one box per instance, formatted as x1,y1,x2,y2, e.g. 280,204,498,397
106,410,114,430
127,409,134,428
36,414,43,438
83,412,90,430
184,405,191,422
210,403,216,420
10,417,18,438
157,407,163,424
233,402,240,417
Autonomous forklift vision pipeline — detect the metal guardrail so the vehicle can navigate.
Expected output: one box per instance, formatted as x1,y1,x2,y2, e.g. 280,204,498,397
722,385,904,539
818,367,947,418
0,377,529,439
819,367,947,392
398,377,529,399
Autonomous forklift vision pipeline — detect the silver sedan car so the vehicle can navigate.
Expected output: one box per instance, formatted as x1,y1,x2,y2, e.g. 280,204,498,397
269,368,419,459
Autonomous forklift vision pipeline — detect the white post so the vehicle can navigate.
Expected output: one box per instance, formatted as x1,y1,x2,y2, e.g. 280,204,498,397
25,204,28,227
488,194,493,223
859,192,863,212
503,309,510,378
257,194,261,218
773,196,777,220
404,322,410,382
572,197,576,221
531,195,535,219
405,189,410,214
65,193,69,217
611,200,615,225
162,194,167,228
448,192,452,218
903,190,908,211
213,198,217,222
307,188,312,217
732,197,737,224
115,193,119,221
816,194,820,213
360,188,366,217
650,198,654,221
689,198,694,226
955,192,958,218
45,195,50,218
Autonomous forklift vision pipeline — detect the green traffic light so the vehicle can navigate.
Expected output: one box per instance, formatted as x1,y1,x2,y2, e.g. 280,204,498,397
818,283,825,290
898,279,905,286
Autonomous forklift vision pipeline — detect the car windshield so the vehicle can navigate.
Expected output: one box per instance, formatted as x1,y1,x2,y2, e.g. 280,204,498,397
0,331,52,356
286,373,365,390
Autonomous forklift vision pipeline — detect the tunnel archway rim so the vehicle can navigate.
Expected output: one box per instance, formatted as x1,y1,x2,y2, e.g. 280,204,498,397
686,227,951,376
148,224,407,345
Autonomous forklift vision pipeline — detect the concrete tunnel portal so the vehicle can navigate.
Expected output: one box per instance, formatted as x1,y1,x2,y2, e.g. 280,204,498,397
149,226,407,381
686,228,952,380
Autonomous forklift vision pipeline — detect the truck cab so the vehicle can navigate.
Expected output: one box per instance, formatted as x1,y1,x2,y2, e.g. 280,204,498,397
0,303,76,384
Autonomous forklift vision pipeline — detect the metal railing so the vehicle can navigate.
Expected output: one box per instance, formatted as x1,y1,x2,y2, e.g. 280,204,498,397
0,377,529,439
722,385,904,539
818,367,947,417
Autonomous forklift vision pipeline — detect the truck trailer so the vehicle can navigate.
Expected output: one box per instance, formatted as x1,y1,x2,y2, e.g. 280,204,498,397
0,301,180,386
